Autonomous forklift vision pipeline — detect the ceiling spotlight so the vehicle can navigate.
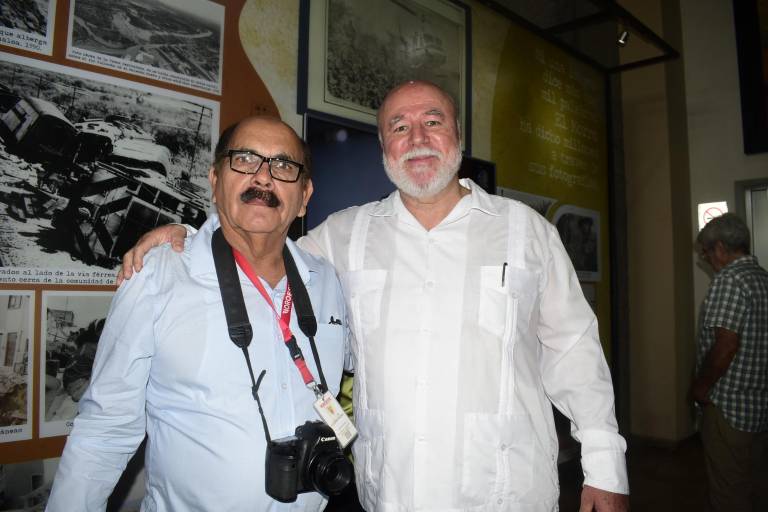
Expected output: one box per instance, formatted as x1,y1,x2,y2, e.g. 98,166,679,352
617,29,630,47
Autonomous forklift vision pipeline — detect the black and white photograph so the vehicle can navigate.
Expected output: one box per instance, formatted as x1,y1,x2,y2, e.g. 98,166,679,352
0,0,57,56
0,291,33,443
39,290,113,438
0,51,218,285
552,204,601,282
66,0,224,95
496,186,557,219
303,0,469,147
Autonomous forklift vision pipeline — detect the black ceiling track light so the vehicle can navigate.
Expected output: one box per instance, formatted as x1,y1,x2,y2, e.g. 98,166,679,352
473,0,679,73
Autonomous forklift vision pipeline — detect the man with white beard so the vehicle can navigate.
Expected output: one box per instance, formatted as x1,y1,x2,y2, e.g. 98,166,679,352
120,80,629,511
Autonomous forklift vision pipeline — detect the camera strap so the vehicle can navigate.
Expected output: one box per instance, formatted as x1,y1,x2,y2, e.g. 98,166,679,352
211,227,272,442
231,245,328,395
211,228,330,441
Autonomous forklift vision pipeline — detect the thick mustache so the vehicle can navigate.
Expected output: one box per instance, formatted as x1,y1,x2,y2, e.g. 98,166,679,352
240,188,280,207
398,148,442,165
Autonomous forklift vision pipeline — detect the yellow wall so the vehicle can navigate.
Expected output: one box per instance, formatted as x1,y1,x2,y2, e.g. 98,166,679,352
491,23,613,355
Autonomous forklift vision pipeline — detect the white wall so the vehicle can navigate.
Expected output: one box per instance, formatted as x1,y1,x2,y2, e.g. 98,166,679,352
680,0,768,312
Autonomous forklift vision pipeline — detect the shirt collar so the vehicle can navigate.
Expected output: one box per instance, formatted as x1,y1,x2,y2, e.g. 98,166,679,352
189,212,312,285
368,178,502,221
722,254,758,272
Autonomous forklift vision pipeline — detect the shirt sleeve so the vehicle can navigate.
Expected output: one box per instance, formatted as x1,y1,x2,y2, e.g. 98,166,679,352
181,223,199,238
46,258,160,512
299,223,333,262
703,273,747,333
537,225,629,495
343,323,355,374
298,208,358,269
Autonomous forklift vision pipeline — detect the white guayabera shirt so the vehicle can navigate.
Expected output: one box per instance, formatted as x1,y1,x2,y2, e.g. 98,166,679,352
300,179,628,512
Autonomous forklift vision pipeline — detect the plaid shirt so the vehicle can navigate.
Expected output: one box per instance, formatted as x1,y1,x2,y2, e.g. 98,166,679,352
697,255,768,432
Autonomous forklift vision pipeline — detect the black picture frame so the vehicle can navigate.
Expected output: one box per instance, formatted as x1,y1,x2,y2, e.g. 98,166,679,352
733,0,768,154
458,155,496,194
298,0,472,153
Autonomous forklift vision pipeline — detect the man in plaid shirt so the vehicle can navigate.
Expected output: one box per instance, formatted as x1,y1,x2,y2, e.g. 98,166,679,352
691,213,768,512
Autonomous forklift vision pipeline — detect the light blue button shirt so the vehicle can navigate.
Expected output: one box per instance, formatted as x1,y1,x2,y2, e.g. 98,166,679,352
47,214,350,512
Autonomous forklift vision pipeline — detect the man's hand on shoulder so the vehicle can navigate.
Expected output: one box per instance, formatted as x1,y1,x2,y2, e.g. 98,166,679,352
580,485,629,512
117,224,189,285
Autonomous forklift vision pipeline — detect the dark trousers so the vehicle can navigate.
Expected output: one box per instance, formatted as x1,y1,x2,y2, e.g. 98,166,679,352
700,405,767,512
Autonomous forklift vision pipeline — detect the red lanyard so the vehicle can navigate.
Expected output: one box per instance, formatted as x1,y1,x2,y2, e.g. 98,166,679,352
232,249,317,387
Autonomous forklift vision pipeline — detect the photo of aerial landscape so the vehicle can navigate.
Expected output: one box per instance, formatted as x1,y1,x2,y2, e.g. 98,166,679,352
67,0,223,93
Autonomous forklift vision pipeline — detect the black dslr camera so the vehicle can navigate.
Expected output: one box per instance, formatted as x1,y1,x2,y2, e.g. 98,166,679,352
265,421,354,502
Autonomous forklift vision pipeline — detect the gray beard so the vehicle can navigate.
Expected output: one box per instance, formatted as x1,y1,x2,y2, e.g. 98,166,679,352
382,148,462,199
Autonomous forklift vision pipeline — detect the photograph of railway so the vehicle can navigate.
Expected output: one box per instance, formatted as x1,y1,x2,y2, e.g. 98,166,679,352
0,52,218,283
67,0,223,93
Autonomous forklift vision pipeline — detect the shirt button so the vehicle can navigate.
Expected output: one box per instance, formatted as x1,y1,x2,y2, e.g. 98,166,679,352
500,443,507,450
417,435,426,442
425,280,435,289
281,383,287,390
497,498,503,505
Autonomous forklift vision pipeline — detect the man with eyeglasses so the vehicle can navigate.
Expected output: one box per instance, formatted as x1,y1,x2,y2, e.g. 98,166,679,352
47,117,351,511
691,213,768,512
119,81,628,511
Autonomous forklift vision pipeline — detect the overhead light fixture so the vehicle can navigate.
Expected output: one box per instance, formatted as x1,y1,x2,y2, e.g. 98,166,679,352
617,28,630,47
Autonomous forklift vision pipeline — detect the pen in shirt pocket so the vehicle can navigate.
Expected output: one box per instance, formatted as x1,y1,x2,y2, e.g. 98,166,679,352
501,262,508,286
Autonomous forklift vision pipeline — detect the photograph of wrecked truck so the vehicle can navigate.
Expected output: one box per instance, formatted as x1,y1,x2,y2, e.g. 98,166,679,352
0,52,217,279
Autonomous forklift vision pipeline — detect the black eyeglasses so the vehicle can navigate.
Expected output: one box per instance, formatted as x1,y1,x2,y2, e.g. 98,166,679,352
224,149,304,182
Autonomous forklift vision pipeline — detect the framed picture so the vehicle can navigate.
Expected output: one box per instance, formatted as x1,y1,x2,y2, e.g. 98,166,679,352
458,156,495,194
39,290,114,438
552,204,601,282
0,290,34,443
66,0,225,95
0,51,217,284
733,0,768,153
298,0,471,152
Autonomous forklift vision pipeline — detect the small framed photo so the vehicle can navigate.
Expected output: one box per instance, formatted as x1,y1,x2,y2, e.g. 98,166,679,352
0,290,34,443
298,0,471,151
552,204,601,282
39,290,113,438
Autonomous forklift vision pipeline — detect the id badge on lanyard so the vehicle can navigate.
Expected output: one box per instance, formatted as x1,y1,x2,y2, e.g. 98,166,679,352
233,249,357,448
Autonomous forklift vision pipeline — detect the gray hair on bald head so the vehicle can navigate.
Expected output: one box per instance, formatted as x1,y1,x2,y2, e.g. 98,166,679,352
696,213,751,255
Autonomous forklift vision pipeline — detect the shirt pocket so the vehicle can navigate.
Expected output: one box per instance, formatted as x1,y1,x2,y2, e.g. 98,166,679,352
461,412,535,506
478,265,516,339
340,269,387,338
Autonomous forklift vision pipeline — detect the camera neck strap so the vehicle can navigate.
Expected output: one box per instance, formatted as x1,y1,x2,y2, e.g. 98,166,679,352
232,245,327,394
211,227,328,392
212,228,270,442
